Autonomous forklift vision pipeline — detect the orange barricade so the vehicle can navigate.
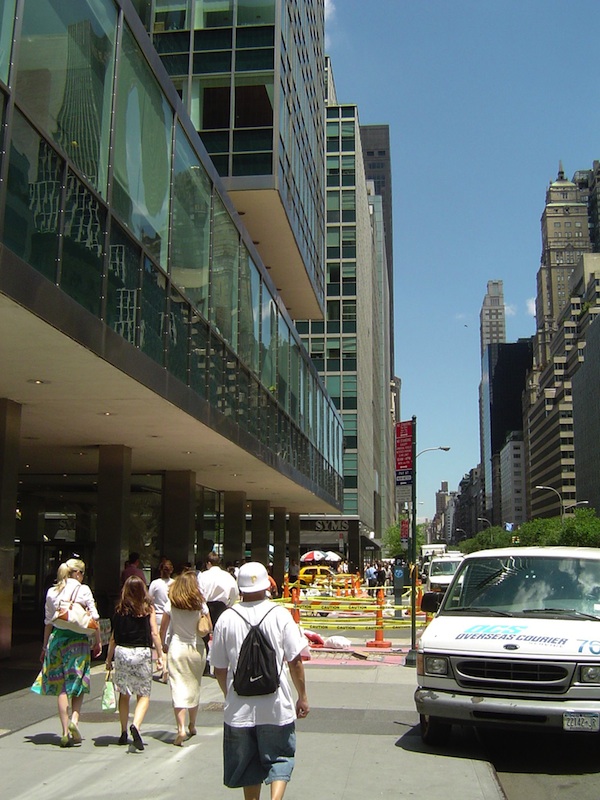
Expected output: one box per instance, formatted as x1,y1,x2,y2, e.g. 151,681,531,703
366,588,392,648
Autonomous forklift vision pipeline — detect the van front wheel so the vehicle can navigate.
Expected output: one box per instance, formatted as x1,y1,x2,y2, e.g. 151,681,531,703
420,714,451,745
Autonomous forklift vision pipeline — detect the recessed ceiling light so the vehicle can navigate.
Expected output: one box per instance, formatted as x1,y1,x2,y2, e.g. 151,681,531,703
27,379,50,385
99,412,113,416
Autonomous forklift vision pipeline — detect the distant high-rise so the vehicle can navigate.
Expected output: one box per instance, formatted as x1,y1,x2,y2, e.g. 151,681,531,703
480,280,506,357
535,163,592,367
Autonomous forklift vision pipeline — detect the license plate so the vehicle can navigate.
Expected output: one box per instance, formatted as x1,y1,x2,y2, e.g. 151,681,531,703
563,712,600,732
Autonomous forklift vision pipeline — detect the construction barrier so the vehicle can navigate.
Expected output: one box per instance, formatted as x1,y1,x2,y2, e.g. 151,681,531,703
274,590,426,634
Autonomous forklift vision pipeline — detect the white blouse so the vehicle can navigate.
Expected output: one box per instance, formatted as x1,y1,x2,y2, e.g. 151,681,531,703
44,577,100,626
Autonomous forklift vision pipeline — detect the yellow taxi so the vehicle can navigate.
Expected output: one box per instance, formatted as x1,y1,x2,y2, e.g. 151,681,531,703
297,565,336,586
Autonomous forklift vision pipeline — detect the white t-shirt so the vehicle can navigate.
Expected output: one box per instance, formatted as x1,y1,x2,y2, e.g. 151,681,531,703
211,599,305,728
149,577,174,622
198,567,239,606
44,578,99,626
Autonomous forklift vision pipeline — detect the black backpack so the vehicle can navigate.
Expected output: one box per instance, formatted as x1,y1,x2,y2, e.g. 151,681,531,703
231,605,281,696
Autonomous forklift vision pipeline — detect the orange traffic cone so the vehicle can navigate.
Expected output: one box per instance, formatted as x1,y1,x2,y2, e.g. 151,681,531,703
366,588,392,648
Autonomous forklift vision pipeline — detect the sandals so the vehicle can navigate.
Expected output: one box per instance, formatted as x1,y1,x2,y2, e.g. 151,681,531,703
188,725,197,737
67,722,82,744
173,733,185,747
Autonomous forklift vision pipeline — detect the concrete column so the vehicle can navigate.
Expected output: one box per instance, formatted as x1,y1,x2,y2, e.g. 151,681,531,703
251,499,270,567
20,497,44,609
272,507,287,592
0,399,21,659
95,445,131,617
223,491,246,566
163,471,196,571
288,512,300,567
348,521,361,575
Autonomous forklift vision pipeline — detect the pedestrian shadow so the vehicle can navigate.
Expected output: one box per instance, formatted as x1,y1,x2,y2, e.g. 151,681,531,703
24,733,81,747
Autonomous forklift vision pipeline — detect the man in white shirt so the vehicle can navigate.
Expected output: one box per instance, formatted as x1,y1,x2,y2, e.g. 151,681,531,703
198,552,240,674
211,562,309,800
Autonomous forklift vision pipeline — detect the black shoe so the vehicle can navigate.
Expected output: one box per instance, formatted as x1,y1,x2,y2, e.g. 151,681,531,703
130,724,144,751
118,731,128,746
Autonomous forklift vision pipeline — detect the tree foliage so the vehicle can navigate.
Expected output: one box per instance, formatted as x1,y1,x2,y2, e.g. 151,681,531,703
382,519,427,558
460,509,600,553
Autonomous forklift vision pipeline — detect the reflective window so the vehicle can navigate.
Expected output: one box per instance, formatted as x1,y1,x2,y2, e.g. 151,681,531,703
171,124,212,320
0,0,16,84
113,25,172,267
261,287,276,390
107,223,140,346
3,110,62,282
14,0,116,197
193,0,233,28
168,288,190,383
60,170,106,316
238,248,260,375
155,0,188,31
190,311,209,398
277,317,290,412
237,0,275,25
290,340,300,422
140,257,167,364
211,194,239,347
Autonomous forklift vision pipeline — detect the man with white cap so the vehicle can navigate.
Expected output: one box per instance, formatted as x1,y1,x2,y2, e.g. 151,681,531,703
211,561,309,800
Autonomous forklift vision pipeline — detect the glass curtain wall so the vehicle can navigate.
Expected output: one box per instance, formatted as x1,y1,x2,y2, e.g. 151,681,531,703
0,0,342,501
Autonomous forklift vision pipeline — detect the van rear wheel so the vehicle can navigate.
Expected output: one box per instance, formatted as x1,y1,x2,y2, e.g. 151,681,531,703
420,714,451,745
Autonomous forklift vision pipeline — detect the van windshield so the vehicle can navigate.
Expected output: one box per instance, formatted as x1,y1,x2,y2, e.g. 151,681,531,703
441,554,600,619
430,559,461,577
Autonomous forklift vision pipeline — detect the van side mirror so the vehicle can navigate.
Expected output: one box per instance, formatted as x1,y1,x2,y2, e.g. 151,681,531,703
421,591,443,613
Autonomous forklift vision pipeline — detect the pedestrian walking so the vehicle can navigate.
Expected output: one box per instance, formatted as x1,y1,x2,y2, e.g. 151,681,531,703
105,575,164,750
120,551,146,586
211,561,309,800
39,558,102,747
160,570,211,745
198,551,240,674
149,559,174,681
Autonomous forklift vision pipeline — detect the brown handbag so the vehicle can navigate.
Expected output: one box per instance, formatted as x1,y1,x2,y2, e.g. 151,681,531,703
197,612,213,638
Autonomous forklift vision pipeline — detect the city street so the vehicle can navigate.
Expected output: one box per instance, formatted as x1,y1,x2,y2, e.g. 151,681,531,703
0,635,502,800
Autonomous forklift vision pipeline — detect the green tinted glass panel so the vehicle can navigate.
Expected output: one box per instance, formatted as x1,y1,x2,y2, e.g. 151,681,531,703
14,0,116,197
3,110,61,281
261,289,276,390
168,288,190,383
190,311,209,397
237,0,275,25
107,223,140,345
155,0,188,31
140,257,167,364
277,318,290,412
171,124,212,320
211,195,239,348
194,0,233,28
236,48,273,71
236,25,273,47
113,25,172,267
60,170,105,315
0,0,16,84
238,248,260,374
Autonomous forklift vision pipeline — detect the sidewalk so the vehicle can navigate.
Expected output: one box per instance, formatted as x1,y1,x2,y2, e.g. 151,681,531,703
0,633,505,800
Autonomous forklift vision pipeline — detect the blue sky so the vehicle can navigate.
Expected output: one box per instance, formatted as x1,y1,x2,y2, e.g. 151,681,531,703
325,0,600,520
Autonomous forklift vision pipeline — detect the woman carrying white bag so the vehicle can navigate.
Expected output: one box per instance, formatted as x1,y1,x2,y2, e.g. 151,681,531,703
40,558,102,747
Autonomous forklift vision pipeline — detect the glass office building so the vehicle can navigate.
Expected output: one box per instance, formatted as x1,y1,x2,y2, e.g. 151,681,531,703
0,0,341,649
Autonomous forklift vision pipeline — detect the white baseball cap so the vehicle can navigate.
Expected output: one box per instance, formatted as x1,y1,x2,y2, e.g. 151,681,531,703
237,562,271,593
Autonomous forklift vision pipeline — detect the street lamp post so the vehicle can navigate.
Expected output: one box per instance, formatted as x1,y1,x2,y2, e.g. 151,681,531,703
477,517,491,529
405,416,450,668
535,485,564,524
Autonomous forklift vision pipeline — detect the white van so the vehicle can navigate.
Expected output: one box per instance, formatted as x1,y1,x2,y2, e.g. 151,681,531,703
424,555,463,594
415,546,600,745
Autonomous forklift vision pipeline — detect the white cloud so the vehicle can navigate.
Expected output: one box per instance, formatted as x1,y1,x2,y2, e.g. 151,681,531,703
324,0,336,49
505,304,517,317
526,298,536,316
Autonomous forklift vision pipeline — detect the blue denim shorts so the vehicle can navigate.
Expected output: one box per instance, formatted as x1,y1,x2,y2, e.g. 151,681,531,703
223,722,296,788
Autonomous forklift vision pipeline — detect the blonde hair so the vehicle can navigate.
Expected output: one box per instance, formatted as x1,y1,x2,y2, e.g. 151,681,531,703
54,558,85,593
169,570,204,610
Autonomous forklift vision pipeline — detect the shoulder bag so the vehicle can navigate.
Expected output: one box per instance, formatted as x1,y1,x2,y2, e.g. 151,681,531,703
52,584,99,634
